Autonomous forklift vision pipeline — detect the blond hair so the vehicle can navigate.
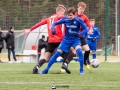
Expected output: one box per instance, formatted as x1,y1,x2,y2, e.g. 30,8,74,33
56,4,66,12
77,2,86,8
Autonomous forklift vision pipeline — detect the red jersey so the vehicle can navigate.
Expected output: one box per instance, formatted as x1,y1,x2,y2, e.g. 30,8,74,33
76,13,91,30
30,14,64,43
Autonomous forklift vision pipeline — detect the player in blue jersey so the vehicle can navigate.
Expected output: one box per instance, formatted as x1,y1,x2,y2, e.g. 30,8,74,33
39,7,88,75
85,19,100,60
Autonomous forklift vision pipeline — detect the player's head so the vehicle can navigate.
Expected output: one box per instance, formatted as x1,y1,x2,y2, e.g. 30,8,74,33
90,19,95,27
56,4,66,16
66,7,76,20
77,2,86,15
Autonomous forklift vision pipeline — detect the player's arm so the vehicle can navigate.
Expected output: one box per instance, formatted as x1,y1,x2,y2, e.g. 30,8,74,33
30,18,48,31
23,18,48,33
78,18,88,35
84,16,92,30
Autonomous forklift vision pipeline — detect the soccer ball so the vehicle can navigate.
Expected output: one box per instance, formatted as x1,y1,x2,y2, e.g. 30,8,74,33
90,59,100,68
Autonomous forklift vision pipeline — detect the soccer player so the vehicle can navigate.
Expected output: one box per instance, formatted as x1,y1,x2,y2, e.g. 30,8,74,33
29,4,66,74
61,2,92,71
85,19,100,60
39,7,88,75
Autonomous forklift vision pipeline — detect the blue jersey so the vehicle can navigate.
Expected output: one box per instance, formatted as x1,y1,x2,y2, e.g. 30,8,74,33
85,26,100,51
52,16,88,53
85,26,100,40
52,16,88,41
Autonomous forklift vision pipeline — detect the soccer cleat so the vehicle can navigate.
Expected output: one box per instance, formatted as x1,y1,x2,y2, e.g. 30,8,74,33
61,64,71,74
85,64,91,70
33,65,39,74
80,69,84,75
39,69,48,74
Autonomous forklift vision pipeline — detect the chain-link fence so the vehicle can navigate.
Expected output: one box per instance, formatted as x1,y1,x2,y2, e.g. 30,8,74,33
0,0,119,56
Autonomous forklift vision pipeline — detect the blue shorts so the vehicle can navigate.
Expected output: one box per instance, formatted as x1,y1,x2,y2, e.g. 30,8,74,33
87,39,97,52
58,38,81,53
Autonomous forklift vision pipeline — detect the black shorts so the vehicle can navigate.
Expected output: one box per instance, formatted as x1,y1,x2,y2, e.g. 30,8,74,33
80,37,87,46
45,42,60,53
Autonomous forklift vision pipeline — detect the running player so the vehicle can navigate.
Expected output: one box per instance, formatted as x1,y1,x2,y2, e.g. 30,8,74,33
85,19,100,60
61,2,92,71
39,7,88,75
30,4,66,74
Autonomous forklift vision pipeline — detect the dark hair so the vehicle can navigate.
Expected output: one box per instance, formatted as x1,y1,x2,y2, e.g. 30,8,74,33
66,7,76,15
42,35,45,38
9,26,13,31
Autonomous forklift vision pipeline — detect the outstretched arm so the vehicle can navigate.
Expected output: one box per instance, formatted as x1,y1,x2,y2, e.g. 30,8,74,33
30,18,47,31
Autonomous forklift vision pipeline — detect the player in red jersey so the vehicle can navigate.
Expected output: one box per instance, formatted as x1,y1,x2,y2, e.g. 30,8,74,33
31,4,67,74
77,2,91,68
61,2,91,72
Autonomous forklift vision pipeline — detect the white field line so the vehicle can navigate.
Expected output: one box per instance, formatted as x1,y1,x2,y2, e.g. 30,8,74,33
0,82,120,88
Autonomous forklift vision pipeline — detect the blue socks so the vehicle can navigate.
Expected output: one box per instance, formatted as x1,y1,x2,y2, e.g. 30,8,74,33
45,51,61,71
92,54,96,59
76,48,84,71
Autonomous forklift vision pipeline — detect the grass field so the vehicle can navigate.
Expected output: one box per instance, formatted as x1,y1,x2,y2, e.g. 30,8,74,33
0,62,120,90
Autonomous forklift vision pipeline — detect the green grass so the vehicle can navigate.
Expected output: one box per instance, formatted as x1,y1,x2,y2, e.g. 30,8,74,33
0,62,120,90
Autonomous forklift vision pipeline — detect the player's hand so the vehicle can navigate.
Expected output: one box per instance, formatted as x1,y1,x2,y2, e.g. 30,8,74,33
23,29,30,34
52,28,56,35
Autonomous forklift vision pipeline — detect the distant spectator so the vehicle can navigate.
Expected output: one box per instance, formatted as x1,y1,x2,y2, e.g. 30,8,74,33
0,28,4,63
5,26,17,63
38,35,47,60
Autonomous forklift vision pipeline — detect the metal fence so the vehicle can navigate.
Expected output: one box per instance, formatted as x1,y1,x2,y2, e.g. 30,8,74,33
0,0,120,56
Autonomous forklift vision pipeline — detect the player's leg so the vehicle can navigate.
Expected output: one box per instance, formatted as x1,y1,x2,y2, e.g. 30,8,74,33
62,48,76,65
61,51,72,74
91,42,97,59
33,43,60,74
72,39,84,74
38,54,41,61
33,52,51,74
61,49,75,74
40,40,71,74
82,44,91,69
39,49,63,74
81,38,90,65
75,45,84,75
